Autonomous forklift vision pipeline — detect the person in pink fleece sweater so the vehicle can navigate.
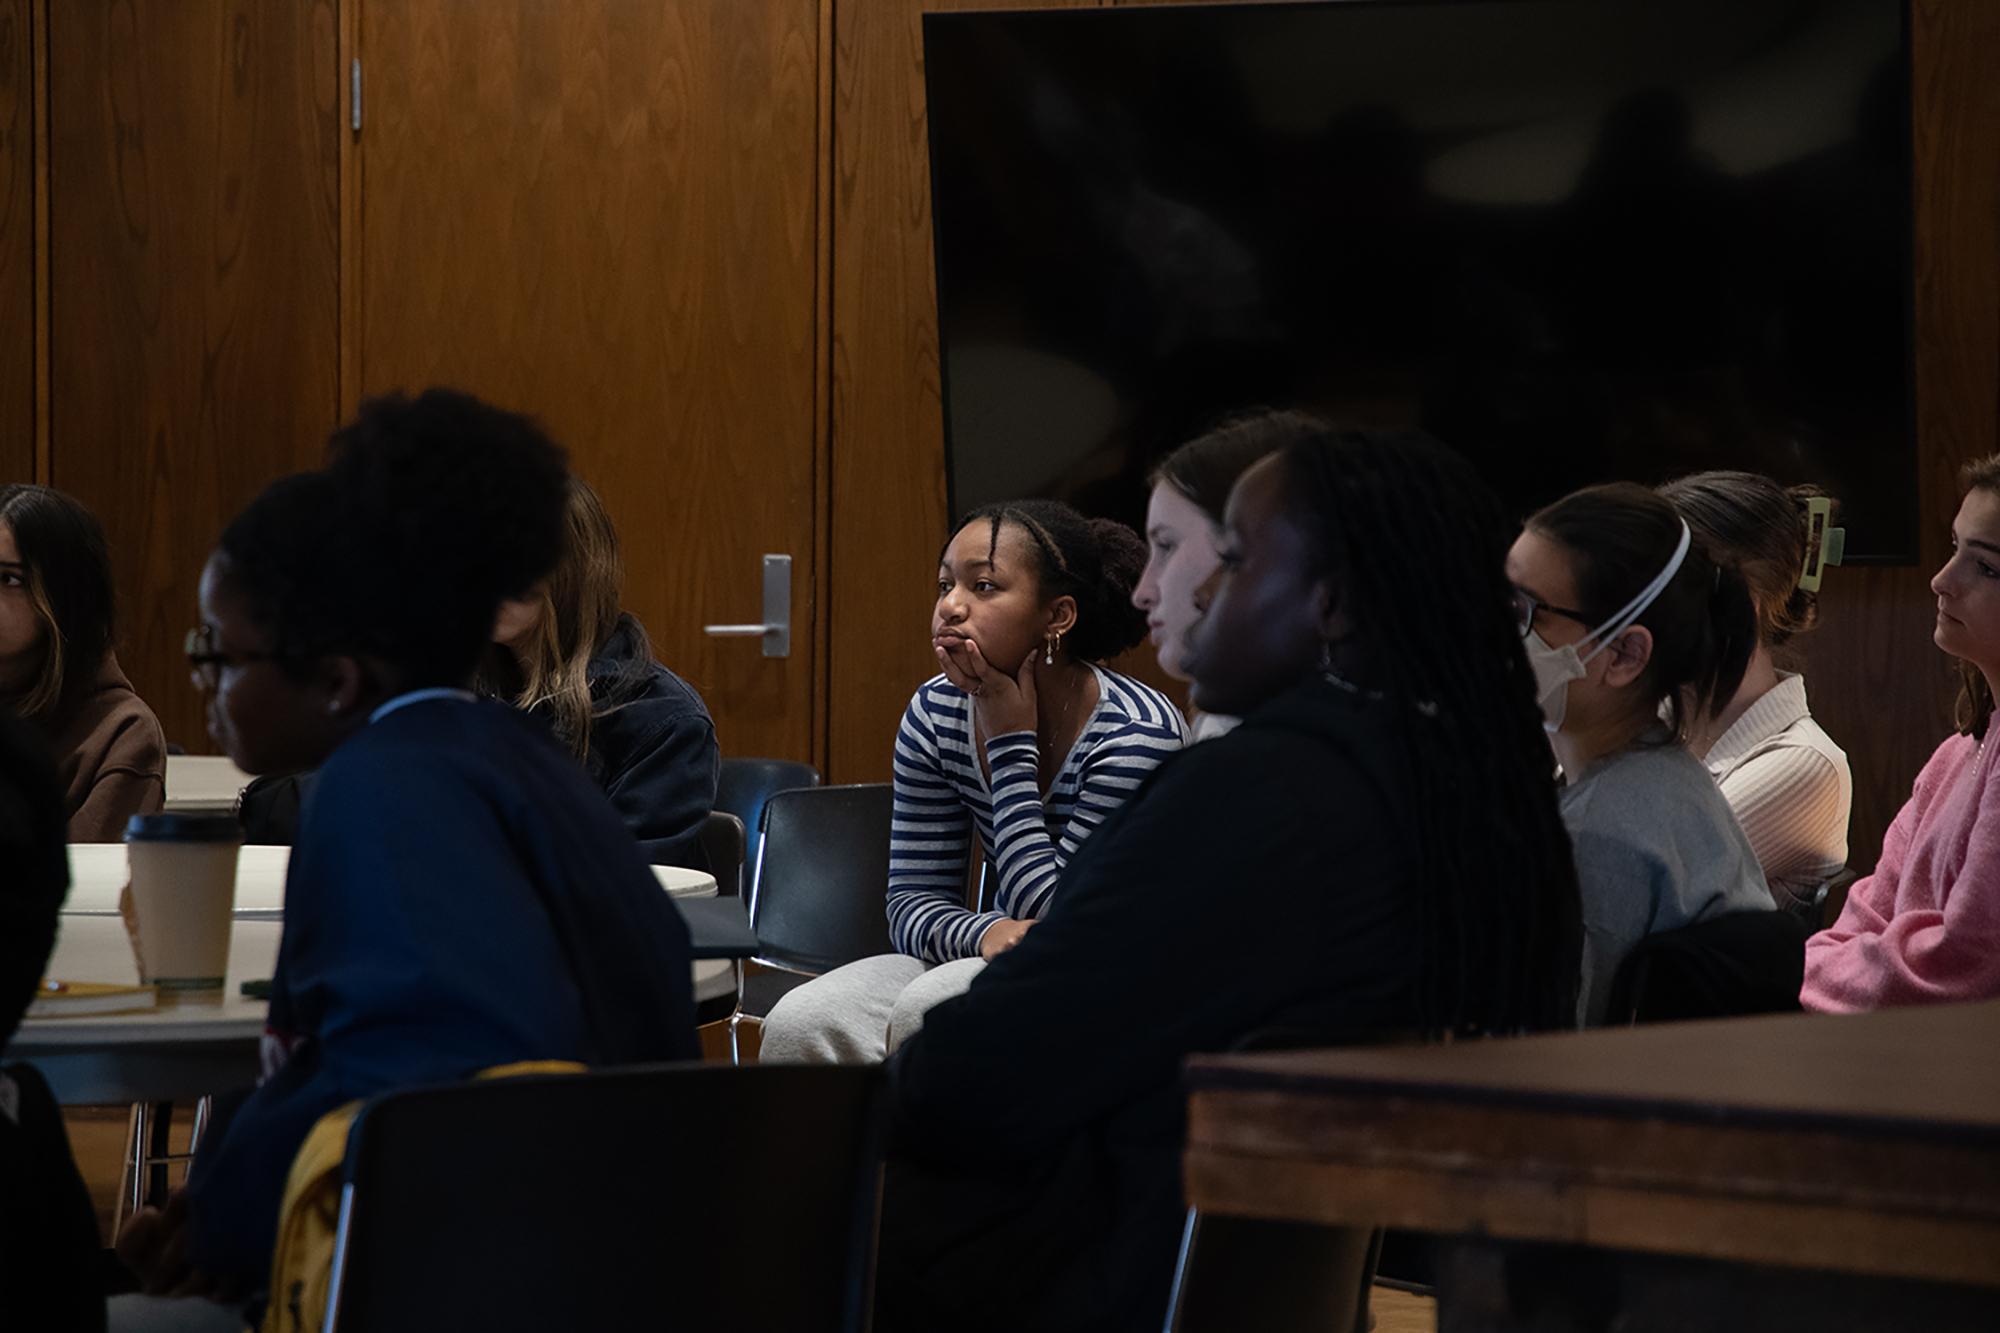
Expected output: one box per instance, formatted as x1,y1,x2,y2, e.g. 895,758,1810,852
1803,455,2000,1011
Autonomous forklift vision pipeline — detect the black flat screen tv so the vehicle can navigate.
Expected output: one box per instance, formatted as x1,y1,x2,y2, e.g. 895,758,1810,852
925,0,1914,561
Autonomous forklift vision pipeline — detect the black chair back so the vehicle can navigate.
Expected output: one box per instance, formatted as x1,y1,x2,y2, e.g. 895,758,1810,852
716,758,821,893
0,1063,105,1333
1604,909,1810,1026
751,784,894,974
326,1063,884,1332
1168,1026,1383,1332
691,810,749,896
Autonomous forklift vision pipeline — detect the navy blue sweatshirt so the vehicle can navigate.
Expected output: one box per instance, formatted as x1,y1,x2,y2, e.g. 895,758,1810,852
185,695,699,1287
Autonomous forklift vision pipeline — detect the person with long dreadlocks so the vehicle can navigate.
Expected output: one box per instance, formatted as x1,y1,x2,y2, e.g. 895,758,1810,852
872,427,1582,1333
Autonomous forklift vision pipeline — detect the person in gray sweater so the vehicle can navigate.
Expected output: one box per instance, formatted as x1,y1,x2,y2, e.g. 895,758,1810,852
1509,482,1776,1025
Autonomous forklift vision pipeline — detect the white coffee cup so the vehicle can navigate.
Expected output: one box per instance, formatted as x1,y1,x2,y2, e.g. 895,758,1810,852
122,813,243,1004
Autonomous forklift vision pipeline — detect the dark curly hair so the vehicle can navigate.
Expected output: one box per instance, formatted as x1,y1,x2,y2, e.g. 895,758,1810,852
1528,482,1757,744
219,389,570,690
1149,408,1327,524
1658,470,1828,652
949,499,1149,663
1277,426,1581,1037
0,485,117,721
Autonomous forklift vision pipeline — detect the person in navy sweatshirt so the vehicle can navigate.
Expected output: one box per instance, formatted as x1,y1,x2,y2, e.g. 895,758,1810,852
111,390,699,1330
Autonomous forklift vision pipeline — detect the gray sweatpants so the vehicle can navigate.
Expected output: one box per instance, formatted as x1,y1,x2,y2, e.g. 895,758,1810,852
756,954,988,1063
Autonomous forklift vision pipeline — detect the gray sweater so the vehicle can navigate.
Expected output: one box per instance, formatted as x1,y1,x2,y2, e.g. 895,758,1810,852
1561,740,1775,1025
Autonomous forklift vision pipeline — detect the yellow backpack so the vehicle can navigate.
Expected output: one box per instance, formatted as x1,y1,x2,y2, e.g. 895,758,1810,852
261,1061,587,1333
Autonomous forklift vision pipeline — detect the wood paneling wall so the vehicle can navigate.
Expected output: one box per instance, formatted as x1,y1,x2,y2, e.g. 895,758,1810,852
824,0,2000,882
352,0,825,765
46,0,339,751
18,0,2000,876
0,0,33,482
826,0,1101,785
1795,0,2000,870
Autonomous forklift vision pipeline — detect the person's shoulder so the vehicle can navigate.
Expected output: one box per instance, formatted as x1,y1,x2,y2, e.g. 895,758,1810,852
1732,716,1850,792
1737,678,1848,776
1163,701,1383,803
48,655,166,770
1564,743,1714,822
1921,728,1980,776
596,661,715,743
327,698,553,787
903,675,970,729
1091,668,1189,739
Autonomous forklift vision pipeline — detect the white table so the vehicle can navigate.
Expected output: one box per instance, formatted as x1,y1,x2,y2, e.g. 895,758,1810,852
13,850,730,1103
161,754,253,814
652,866,736,1004
64,843,289,919
10,915,281,1103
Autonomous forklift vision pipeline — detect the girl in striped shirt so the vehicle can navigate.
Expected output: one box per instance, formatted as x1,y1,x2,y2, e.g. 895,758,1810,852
758,500,1186,1063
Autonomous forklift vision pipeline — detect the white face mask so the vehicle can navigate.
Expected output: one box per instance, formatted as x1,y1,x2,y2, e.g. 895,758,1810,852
1525,520,1693,733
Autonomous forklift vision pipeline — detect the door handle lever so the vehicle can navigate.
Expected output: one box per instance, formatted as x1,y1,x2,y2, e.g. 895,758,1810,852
703,554,791,658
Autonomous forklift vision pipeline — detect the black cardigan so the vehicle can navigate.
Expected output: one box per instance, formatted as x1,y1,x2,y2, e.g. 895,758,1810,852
877,674,1423,1333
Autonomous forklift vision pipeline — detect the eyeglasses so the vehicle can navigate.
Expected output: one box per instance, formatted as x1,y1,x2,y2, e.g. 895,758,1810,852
1510,588,1593,640
184,626,277,692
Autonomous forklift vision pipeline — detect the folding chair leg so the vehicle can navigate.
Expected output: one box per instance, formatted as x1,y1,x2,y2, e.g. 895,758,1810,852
1164,1208,1201,1332
727,959,745,1066
114,1096,218,1234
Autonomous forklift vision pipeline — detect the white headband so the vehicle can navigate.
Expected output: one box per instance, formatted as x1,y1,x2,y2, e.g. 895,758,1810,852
1579,519,1692,663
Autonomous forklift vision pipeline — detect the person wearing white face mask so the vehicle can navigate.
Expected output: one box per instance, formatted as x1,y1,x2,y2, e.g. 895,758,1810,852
1508,482,1777,1025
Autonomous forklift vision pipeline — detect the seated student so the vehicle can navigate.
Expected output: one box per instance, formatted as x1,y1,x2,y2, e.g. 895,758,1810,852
1509,483,1776,1026
111,391,699,1329
0,485,166,840
877,428,1582,1333
758,500,1186,1064
1132,408,1325,740
1659,471,1852,911
482,475,719,867
0,707,105,1333
1804,455,2000,1011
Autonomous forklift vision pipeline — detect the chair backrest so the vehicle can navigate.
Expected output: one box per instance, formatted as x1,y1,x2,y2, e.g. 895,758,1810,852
1167,1026,1381,1333
715,758,822,893
1604,909,1810,1026
1815,865,1861,931
751,783,894,974
691,809,749,896
325,1063,884,1333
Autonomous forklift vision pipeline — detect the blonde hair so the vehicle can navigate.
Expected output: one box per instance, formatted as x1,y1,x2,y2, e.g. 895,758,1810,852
484,477,641,759
6,570,66,719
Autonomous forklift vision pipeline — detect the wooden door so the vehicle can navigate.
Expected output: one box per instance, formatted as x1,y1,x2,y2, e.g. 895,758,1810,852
827,0,1102,785
352,0,824,766
45,0,341,753
0,0,32,482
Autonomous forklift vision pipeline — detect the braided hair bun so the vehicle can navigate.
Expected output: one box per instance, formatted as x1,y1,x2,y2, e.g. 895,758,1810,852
951,500,1151,662
1658,470,1829,651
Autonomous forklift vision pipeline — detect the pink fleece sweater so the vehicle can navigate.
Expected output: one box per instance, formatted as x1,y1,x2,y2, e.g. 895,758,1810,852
1803,726,2000,1012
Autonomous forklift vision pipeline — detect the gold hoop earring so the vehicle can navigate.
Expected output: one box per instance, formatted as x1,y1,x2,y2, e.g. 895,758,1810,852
1046,630,1061,665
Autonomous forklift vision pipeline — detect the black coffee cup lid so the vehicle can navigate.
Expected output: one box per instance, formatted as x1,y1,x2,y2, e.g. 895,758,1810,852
125,813,244,843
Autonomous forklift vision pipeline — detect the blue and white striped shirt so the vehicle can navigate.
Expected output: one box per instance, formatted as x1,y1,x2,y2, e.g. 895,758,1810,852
887,666,1188,961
